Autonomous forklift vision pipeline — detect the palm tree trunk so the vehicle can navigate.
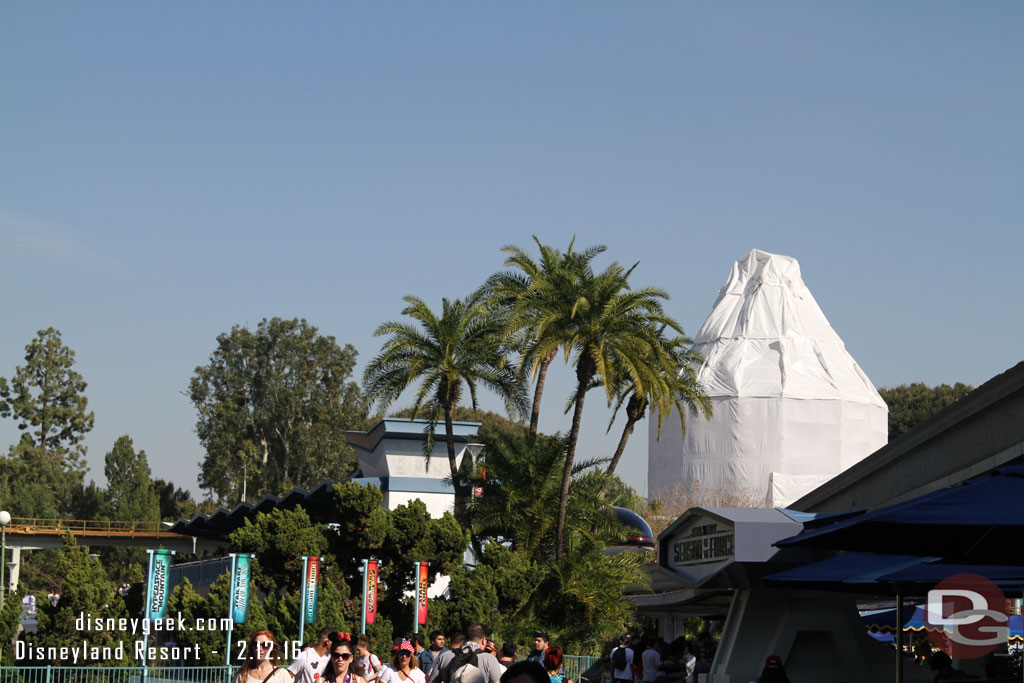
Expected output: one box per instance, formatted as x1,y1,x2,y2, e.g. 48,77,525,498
443,402,461,498
555,359,594,562
599,417,638,497
528,352,556,440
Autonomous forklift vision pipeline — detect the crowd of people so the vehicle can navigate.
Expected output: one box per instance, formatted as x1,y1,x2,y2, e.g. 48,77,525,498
233,625,586,683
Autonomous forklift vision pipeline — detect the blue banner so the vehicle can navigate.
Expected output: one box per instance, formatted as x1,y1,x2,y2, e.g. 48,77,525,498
230,554,252,624
147,550,174,621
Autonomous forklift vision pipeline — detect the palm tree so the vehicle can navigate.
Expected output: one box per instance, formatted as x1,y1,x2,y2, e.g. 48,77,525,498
600,333,712,494
548,260,684,561
362,293,527,500
465,425,610,561
478,236,606,440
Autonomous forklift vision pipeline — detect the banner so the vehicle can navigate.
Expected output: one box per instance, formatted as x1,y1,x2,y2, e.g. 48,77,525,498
230,554,252,624
303,556,320,624
365,560,379,625
416,562,429,626
147,549,174,621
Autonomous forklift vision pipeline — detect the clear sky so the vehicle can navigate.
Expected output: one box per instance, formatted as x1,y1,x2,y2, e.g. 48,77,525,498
2,2,1022,502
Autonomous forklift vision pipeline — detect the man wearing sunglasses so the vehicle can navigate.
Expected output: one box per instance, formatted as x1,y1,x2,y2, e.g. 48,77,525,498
289,628,333,683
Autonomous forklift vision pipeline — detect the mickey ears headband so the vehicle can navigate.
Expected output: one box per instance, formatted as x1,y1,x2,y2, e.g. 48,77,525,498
397,640,414,653
331,632,353,643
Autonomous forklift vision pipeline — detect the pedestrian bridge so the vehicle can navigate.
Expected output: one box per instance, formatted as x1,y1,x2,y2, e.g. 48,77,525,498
3,518,222,553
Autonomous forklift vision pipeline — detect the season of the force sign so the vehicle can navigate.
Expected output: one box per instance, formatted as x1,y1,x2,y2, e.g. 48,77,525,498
667,515,735,577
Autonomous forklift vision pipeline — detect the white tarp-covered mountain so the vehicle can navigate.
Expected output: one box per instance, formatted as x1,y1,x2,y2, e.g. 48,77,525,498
648,249,888,507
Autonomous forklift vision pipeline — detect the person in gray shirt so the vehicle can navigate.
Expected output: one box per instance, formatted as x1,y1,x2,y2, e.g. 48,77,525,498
429,625,503,683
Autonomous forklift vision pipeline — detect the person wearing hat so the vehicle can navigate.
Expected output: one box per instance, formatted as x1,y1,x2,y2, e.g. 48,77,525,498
753,655,790,683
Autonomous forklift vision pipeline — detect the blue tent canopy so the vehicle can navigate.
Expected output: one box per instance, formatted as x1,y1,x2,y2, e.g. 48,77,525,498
775,464,1024,564
764,552,931,587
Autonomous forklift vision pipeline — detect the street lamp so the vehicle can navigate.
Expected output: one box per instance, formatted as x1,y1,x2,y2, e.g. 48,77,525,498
0,510,10,607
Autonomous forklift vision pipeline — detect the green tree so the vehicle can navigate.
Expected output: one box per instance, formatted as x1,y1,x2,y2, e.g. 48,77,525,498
878,382,975,441
229,507,330,596
539,260,684,560
0,436,78,519
32,532,132,663
0,583,25,665
0,328,94,521
0,327,95,470
189,317,370,504
479,237,607,440
602,333,711,487
363,294,526,502
103,435,160,523
153,478,196,521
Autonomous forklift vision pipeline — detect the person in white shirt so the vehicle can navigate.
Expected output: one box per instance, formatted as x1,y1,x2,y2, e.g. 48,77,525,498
379,640,426,683
640,640,661,683
609,637,634,683
289,628,333,683
234,629,293,683
357,635,384,683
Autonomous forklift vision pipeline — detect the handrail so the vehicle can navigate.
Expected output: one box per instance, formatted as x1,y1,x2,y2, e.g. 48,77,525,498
4,518,176,537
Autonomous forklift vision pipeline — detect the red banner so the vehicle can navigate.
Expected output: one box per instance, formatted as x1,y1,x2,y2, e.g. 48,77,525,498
416,562,429,625
365,560,379,625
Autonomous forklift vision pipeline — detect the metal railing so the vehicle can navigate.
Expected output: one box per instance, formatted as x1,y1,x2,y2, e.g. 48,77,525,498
562,655,602,683
4,519,175,538
0,667,234,683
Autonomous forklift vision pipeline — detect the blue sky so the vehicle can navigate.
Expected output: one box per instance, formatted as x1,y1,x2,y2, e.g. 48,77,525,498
2,2,1022,501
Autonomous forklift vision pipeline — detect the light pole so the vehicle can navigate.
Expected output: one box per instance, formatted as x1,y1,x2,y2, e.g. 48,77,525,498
0,511,10,607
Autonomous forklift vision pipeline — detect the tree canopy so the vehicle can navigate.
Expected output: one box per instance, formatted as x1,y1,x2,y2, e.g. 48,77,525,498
189,317,369,504
363,294,526,501
878,382,974,441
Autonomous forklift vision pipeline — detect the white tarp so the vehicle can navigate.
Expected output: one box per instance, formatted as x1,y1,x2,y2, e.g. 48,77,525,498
649,249,887,508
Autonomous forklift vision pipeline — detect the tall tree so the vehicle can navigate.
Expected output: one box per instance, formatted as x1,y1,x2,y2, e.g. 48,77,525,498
103,435,160,523
602,333,712,488
0,327,94,474
189,317,369,503
31,532,132,662
878,382,974,441
362,294,526,501
478,237,607,439
543,260,684,561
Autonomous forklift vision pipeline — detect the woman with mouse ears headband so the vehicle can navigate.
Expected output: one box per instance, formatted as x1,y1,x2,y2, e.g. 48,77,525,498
324,633,367,683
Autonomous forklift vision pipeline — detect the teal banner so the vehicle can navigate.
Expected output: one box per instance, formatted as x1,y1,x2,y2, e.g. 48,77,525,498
303,557,320,624
230,554,252,624
147,550,173,621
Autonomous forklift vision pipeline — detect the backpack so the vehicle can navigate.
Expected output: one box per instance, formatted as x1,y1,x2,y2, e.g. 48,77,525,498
442,645,482,683
611,647,628,671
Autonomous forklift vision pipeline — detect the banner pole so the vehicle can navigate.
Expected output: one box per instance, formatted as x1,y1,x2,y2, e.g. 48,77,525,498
226,553,237,669
143,549,155,676
412,562,418,635
361,559,368,635
299,556,309,646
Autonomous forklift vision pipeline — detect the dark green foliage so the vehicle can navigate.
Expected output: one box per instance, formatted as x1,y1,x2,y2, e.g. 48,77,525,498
103,435,160,523
878,382,975,441
31,532,132,664
0,328,94,520
153,479,197,522
0,327,94,470
0,583,25,665
363,294,527,503
0,436,81,519
229,507,330,596
190,317,369,504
